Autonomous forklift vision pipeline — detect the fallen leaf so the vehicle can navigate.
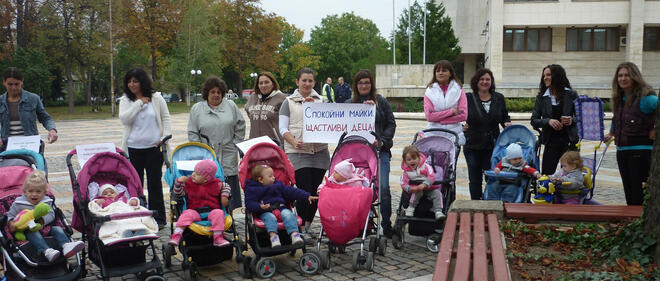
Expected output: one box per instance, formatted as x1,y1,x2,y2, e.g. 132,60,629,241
541,258,553,266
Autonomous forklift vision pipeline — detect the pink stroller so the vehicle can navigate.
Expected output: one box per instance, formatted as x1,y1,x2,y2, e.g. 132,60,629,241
67,150,164,281
316,134,385,272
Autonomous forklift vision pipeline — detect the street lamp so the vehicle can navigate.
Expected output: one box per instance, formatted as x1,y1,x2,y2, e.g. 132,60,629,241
187,69,202,106
249,72,258,96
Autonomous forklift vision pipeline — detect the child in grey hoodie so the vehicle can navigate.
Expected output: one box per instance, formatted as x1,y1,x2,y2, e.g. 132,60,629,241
550,151,585,204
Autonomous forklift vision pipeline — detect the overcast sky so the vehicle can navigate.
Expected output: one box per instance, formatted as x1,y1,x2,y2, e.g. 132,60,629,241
259,0,411,41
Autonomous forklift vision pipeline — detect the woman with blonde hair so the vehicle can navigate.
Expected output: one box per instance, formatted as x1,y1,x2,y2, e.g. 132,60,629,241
604,62,658,205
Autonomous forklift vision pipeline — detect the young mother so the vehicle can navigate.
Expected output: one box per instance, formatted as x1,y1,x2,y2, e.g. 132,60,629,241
245,71,286,143
424,60,468,145
279,68,329,240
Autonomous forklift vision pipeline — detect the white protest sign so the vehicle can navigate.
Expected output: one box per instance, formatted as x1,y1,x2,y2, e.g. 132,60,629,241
236,136,278,155
6,135,41,152
76,143,116,168
302,103,376,144
176,160,202,171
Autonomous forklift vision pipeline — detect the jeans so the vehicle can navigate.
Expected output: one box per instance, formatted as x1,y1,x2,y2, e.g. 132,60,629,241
484,182,518,203
616,150,651,206
463,148,493,200
225,175,242,210
379,151,392,231
128,147,166,225
26,226,69,254
260,208,298,234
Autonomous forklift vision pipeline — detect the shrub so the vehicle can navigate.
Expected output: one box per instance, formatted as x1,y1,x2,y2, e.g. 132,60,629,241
403,97,424,112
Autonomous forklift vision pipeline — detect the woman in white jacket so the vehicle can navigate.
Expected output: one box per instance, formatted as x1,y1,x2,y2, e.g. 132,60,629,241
119,68,171,226
423,60,468,145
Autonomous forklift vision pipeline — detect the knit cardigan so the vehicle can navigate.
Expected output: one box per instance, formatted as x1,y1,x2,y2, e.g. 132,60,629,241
118,92,172,152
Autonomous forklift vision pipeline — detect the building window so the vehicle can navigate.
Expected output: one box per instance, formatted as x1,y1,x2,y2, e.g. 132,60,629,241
503,28,552,52
644,27,660,51
566,27,619,51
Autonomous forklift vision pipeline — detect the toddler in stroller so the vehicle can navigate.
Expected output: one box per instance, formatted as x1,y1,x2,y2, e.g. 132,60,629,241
400,145,445,220
7,170,84,263
549,151,585,204
485,143,541,202
323,159,368,187
168,159,232,247
245,164,316,247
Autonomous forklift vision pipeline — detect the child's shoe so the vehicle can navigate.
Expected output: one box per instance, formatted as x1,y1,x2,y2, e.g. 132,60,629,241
270,235,281,247
213,234,230,247
62,241,85,258
435,211,446,220
168,232,183,246
44,248,61,262
405,206,415,217
291,232,304,245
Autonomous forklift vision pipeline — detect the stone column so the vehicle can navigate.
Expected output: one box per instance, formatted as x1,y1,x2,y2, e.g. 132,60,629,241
627,0,644,68
486,0,504,82
464,54,477,84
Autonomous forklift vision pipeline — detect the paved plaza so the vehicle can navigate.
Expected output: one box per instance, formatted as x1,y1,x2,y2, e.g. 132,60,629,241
35,111,624,280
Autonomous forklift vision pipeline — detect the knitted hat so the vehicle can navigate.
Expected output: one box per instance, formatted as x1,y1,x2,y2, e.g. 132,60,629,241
505,143,523,160
100,184,117,195
334,159,355,180
194,159,217,181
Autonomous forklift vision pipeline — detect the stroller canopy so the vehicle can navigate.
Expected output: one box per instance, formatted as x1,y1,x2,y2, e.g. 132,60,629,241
329,135,379,187
491,125,538,169
164,142,225,186
238,142,295,187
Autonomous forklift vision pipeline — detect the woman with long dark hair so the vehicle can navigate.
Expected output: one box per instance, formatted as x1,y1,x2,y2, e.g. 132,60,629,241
119,68,171,226
531,64,578,175
424,60,468,144
604,62,657,205
463,68,511,200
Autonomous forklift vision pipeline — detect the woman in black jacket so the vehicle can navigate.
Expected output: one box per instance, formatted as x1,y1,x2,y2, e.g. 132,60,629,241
350,69,396,237
531,64,578,175
463,68,511,200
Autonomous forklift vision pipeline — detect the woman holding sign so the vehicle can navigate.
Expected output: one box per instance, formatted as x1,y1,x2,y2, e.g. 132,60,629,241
349,69,396,237
424,60,468,145
188,76,245,210
279,67,329,240
119,68,171,226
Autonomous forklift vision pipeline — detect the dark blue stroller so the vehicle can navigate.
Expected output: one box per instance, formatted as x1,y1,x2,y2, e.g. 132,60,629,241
483,125,539,203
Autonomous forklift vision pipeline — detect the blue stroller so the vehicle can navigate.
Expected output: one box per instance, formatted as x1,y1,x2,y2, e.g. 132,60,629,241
483,125,539,203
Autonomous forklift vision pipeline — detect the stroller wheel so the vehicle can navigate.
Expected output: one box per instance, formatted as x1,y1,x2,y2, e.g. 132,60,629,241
320,250,331,269
378,237,387,256
238,257,251,278
328,244,337,253
365,251,375,271
144,275,166,281
351,251,366,272
299,251,322,275
161,244,173,268
426,234,441,253
368,237,378,252
255,257,277,279
184,261,198,281
391,233,403,249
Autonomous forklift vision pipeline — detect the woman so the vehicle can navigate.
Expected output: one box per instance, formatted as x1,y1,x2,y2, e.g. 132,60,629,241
349,69,396,237
245,71,286,143
278,68,330,239
424,60,468,145
531,64,578,175
604,62,657,206
0,67,58,149
463,68,511,200
188,76,246,210
119,68,171,226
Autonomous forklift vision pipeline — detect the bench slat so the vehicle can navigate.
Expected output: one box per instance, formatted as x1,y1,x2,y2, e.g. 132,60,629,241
472,213,488,281
433,212,458,281
504,203,642,221
488,213,510,281
452,212,472,281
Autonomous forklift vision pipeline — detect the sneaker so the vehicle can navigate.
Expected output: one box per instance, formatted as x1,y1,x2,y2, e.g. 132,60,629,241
270,235,281,247
168,232,183,246
213,235,230,247
435,211,446,220
301,230,315,243
43,248,61,263
291,232,304,245
62,241,84,258
405,206,415,217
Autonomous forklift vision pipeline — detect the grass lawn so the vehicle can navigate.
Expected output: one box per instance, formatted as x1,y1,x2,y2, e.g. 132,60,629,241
46,102,193,121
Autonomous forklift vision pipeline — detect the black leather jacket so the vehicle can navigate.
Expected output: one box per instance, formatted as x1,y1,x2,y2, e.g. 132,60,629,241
531,89,578,144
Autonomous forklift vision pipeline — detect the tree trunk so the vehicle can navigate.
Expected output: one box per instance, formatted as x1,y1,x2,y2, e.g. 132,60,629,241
65,58,74,114
85,68,92,106
15,0,25,48
643,103,660,261
151,46,157,81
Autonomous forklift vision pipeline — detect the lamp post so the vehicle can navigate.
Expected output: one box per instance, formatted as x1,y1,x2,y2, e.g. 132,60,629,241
249,72,258,97
188,69,202,106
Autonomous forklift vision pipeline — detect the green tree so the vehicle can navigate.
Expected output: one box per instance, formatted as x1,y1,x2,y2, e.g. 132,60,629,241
275,18,320,93
0,48,51,98
309,12,389,85
394,0,460,64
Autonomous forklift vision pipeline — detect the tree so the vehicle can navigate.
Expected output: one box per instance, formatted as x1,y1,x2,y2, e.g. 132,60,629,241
309,12,389,85
643,104,660,261
0,48,51,98
0,0,15,57
393,0,460,65
275,18,320,93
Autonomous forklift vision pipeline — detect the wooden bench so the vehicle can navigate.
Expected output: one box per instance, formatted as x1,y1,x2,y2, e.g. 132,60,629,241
433,212,510,281
504,203,642,223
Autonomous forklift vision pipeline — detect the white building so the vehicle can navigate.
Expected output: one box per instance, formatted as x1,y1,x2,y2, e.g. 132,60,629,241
438,0,660,98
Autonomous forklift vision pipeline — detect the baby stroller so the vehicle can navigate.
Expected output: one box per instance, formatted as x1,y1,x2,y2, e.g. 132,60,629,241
237,142,322,279
484,125,539,203
316,133,384,272
0,151,83,280
68,149,165,281
162,141,243,280
392,128,459,253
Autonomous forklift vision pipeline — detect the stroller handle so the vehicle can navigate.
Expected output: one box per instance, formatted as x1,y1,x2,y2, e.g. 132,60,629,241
413,128,460,145
484,170,519,179
161,134,173,168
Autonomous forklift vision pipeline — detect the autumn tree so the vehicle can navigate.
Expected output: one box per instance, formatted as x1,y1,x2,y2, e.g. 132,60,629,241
0,48,51,98
0,0,14,57
309,12,390,84
394,0,460,64
275,18,319,93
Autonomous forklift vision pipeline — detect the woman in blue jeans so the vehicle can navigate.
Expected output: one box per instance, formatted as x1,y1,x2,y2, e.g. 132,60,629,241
463,68,511,200
349,69,396,237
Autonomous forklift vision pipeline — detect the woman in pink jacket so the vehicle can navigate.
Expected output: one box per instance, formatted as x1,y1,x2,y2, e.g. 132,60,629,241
423,60,468,145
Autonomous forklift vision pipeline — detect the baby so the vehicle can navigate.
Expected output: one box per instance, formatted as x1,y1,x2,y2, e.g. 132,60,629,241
244,165,317,247
400,145,445,220
486,143,541,202
318,159,368,193
168,159,231,247
550,151,585,204
7,170,84,262
93,184,139,208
